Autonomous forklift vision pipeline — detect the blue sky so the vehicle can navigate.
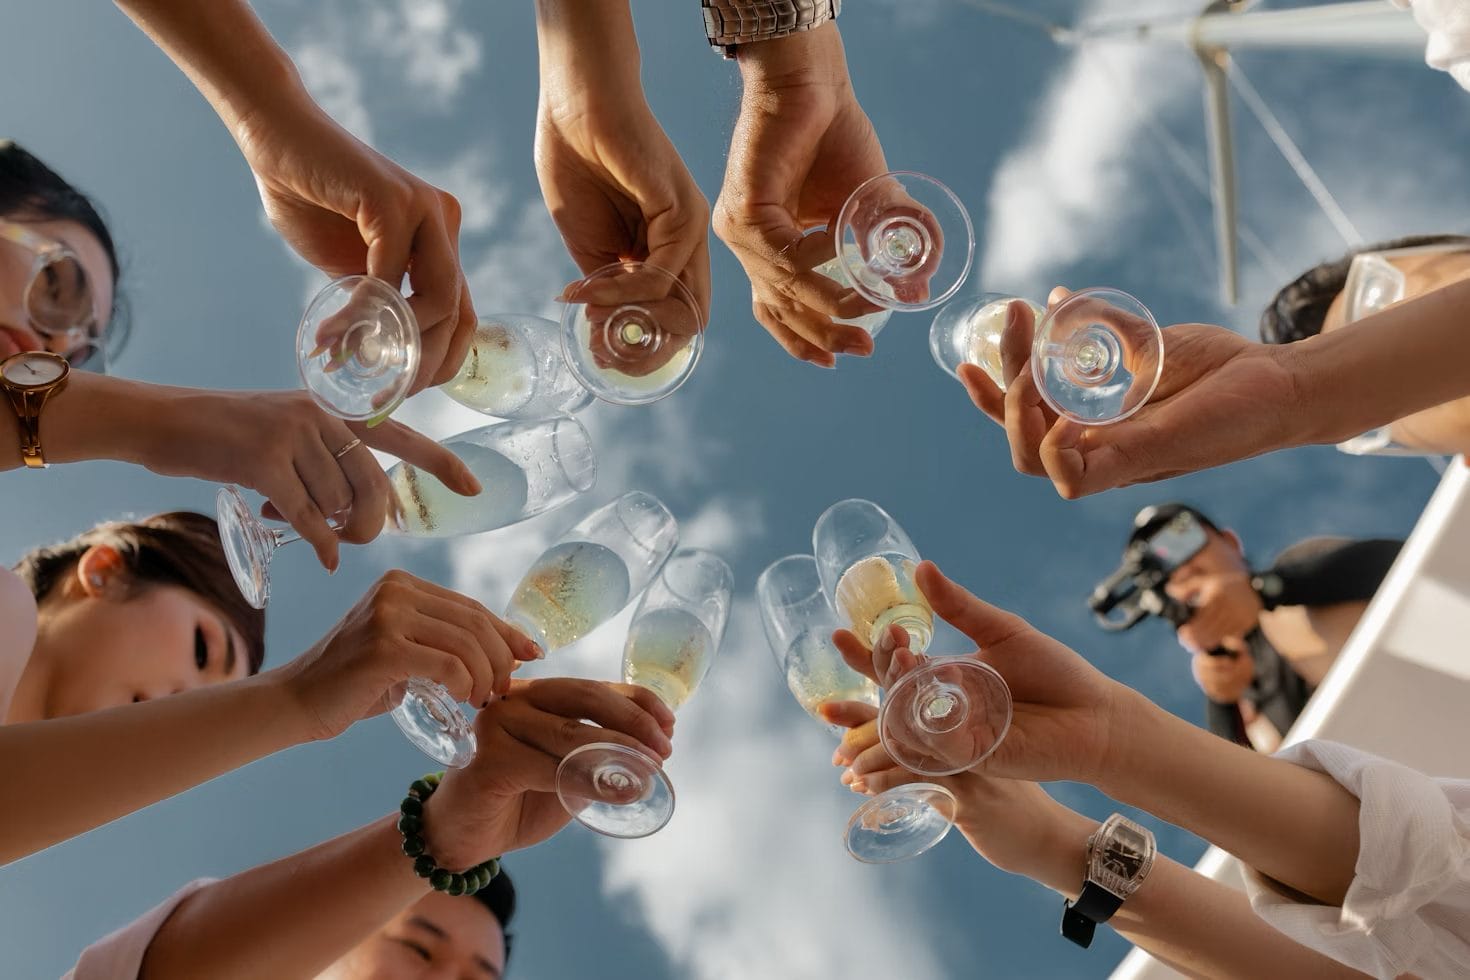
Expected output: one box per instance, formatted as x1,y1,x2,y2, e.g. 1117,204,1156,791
1,1,1463,977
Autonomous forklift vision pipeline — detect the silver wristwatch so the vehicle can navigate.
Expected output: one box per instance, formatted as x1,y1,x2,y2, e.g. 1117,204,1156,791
701,0,842,58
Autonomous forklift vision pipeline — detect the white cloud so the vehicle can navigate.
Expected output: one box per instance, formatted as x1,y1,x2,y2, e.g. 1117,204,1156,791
364,0,482,107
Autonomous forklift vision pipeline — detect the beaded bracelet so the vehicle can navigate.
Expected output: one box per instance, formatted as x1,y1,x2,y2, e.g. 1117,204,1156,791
399,771,501,897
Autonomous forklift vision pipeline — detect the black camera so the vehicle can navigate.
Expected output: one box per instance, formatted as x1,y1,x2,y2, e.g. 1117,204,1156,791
1089,508,1234,657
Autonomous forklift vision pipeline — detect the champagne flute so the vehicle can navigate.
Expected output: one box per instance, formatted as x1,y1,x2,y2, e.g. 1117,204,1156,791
502,490,679,652
757,554,957,864
929,288,1164,424
440,315,595,421
557,549,733,838
559,261,706,406
297,275,420,423
813,500,1013,790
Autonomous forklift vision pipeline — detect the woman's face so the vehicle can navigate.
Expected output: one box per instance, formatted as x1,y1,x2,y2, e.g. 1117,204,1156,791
36,578,249,719
0,216,115,362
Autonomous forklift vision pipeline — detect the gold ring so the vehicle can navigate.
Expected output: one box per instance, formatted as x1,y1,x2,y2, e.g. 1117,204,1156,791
334,437,363,460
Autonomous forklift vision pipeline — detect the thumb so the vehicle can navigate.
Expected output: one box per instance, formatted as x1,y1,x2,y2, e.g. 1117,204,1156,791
915,561,1030,650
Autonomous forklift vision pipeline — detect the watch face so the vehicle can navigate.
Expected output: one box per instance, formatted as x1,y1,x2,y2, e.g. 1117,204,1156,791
3,351,66,386
1100,824,1150,880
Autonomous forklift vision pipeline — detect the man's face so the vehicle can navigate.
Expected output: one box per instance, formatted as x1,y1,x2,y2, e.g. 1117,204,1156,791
322,891,506,980
1164,527,1247,604
1320,249,1470,455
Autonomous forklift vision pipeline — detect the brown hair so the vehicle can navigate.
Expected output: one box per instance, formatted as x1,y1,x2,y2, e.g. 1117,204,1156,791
12,512,265,674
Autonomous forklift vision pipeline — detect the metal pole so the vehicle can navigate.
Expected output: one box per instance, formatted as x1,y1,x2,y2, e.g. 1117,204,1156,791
1197,45,1239,306
1077,1,1423,55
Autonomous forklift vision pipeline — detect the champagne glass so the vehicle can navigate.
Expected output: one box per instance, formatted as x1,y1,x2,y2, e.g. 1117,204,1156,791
930,293,1045,391
1031,287,1163,424
503,490,679,652
297,275,420,423
560,261,706,406
832,171,975,318
813,500,1013,790
558,549,733,838
757,554,957,864
440,315,596,421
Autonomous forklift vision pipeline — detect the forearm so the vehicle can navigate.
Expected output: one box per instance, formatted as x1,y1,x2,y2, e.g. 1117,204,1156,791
112,0,310,138
0,674,311,865
140,814,427,980
535,0,641,98
0,372,167,472
1003,807,1363,979
1102,695,1360,905
1290,277,1470,445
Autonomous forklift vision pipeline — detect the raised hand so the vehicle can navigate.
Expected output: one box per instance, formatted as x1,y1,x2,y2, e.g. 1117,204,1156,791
714,24,888,366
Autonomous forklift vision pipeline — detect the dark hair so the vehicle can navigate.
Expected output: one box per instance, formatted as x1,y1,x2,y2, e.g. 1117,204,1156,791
1128,502,1221,550
0,139,128,351
13,512,266,675
471,865,517,964
1259,233,1470,345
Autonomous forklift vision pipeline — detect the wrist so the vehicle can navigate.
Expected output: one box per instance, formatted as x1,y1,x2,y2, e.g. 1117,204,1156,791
535,0,641,102
736,20,847,89
416,779,506,873
257,664,338,747
1091,685,1175,800
1032,808,1100,900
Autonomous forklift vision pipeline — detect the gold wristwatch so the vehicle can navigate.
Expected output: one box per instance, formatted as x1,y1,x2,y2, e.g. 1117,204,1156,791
1,350,71,468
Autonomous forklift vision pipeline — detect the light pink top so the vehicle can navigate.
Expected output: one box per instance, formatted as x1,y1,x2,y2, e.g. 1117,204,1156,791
63,880,212,980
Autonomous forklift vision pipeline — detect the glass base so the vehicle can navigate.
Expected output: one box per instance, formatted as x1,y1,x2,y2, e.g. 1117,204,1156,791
216,485,274,610
844,783,957,864
1032,287,1162,425
391,678,476,769
298,275,420,422
880,658,1013,776
556,742,674,839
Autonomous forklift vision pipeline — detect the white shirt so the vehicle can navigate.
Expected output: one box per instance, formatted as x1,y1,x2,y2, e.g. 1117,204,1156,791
1396,0,1470,91
63,880,213,980
1243,740,1470,979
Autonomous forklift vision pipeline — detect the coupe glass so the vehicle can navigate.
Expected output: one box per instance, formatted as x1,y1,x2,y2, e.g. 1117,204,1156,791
560,262,705,406
930,293,1045,390
1031,287,1163,424
832,171,974,317
558,549,733,838
441,315,596,420
297,276,420,423
219,416,598,768
757,554,956,863
502,491,679,653
813,500,1013,810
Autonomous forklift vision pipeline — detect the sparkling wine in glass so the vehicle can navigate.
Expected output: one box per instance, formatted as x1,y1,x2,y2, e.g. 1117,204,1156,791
832,171,974,317
441,315,595,421
559,262,706,407
503,491,679,653
297,275,420,423
930,293,1045,390
757,554,956,864
558,549,732,839
812,500,1013,831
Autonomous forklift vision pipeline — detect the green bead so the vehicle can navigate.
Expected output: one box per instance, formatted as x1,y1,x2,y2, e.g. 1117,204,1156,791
397,813,423,836
469,867,490,893
400,796,423,817
413,855,436,878
446,873,466,896
484,857,501,879
409,779,433,800
402,835,426,858
430,869,452,891
424,771,443,787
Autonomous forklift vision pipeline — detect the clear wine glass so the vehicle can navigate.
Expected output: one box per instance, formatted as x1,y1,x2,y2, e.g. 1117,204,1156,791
297,275,420,423
502,490,679,653
218,416,598,768
1031,287,1163,424
832,171,975,317
558,549,733,839
813,500,1013,806
930,293,1045,391
757,554,957,864
560,261,706,406
440,315,596,421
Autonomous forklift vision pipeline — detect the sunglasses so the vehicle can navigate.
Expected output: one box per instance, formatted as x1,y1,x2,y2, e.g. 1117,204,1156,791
0,220,119,371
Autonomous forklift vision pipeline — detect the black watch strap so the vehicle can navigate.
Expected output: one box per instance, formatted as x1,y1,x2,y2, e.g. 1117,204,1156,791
1061,882,1124,948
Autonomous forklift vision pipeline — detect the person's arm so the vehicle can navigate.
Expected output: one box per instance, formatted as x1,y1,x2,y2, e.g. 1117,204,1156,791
112,0,474,389
132,678,675,979
1,571,533,866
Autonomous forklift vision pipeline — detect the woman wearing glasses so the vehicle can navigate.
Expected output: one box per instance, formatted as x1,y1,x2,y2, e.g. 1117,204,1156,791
0,141,480,572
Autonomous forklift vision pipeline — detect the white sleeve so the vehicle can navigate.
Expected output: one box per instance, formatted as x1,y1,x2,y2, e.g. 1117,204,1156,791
1241,740,1470,979
62,879,215,980
1395,0,1470,92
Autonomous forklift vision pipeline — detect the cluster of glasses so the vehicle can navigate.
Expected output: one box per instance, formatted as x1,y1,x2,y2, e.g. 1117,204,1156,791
0,221,126,371
759,499,1013,864
216,260,710,771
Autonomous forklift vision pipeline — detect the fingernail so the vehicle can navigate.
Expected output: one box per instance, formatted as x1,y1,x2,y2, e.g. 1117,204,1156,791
1006,302,1020,329
309,342,330,359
